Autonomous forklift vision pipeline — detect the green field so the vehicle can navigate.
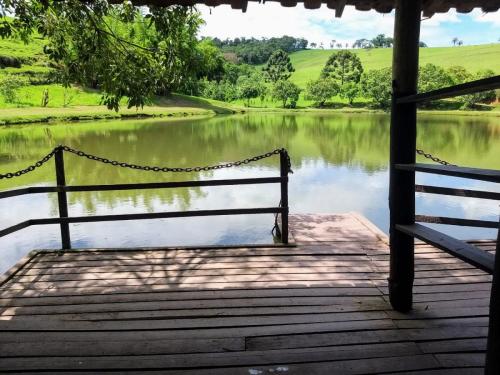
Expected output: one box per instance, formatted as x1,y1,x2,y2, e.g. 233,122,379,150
288,44,500,88
1,35,499,117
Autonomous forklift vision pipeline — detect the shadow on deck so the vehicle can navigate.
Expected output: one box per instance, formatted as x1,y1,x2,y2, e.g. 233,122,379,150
0,213,493,374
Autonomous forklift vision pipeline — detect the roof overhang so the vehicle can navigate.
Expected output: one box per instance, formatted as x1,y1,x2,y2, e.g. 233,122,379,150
131,0,500,17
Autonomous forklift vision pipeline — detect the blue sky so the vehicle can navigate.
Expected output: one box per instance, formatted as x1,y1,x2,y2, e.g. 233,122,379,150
198,4,500,47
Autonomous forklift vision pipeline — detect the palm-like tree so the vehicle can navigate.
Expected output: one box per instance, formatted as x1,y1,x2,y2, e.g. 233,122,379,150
452,37,459,46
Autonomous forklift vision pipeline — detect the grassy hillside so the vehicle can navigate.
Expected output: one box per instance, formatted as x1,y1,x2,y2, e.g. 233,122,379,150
289,44,500,88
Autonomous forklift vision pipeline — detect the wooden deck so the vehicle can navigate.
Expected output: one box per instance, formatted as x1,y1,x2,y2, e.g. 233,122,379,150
0,213,494,374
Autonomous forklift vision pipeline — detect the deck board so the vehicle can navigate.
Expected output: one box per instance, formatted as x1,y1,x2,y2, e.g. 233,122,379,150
0,213,495,374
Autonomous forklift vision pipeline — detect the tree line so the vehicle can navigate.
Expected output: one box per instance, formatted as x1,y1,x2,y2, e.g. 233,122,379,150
211,36,308,65
198,47,496,110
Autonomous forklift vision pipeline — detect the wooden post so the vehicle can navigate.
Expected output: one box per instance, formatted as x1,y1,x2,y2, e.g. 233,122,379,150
280,151,289,244
55,147,71,249
485,217,500,374
389,0,422,312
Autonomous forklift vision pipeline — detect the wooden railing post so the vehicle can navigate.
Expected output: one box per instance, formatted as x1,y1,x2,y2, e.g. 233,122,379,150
55,147,71,249
388,0,421,312
279,150,289,244
485,217,500,374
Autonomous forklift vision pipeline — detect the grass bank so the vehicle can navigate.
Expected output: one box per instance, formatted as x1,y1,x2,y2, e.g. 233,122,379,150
0,94,244,125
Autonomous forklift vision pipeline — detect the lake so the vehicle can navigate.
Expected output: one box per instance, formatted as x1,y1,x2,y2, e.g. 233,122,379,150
1,112,499,273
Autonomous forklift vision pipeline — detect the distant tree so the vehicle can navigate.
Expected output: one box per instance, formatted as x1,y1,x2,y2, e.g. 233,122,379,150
452,37,459,46
320,42,324,49
458,40,463,46
321,50,363,86
336,43,342,49
272,80,301,108
371,34,393,48
237,73,266,106
457,69,496,109
360,68,392,109
353,39,371,49
419,41,428,47
310,42,317,48
447,65,472,85
418,64,453,93
339,81,359,105
262,49,295,83
0,75,25,104
197,39,226,81
305,78,339,107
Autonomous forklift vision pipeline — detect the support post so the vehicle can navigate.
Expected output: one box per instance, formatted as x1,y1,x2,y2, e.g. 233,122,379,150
55,147,71,249
485,218,500,374
279,151,289,244
389,0,422,312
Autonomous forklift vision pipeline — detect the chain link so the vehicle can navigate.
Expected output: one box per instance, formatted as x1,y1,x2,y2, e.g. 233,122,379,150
0,147,61,180
0,145,292,180
416,148,456,166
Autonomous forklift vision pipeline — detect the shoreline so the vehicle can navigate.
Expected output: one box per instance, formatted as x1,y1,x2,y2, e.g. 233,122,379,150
0,104,498,126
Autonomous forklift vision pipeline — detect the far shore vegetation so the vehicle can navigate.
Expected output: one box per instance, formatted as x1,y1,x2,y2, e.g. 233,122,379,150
0,4,499,126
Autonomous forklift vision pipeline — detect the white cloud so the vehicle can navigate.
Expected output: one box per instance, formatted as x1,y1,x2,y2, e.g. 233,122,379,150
197,4,497,47
471,9,500,26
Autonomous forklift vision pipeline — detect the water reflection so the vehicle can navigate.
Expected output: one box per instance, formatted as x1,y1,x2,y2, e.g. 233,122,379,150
0,113,499,272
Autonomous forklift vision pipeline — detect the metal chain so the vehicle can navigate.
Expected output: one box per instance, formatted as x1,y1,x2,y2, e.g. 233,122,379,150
416,148,456,166
0,145,292,180
0,147,60,180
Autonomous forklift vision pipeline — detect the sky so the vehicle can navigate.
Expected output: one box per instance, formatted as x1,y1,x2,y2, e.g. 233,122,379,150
198,3,500,47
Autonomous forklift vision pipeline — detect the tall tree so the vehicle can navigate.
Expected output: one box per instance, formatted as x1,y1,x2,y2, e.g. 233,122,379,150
0,1,203,110
321,50,363,86
452,37,459,46
262,49,295,83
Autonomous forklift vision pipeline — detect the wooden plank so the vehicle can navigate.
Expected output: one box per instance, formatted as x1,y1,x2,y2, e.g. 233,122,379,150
16,263,376,276
0,319,396,339
0,299,387,320
436,353,486,368
0,354,439,374
395,163,500,183
11,269,382,284
0,337,245,357
415,185,500,201
0,294,384,311
247,326,487,351
396,224,495,273
415,215,499,229
397,75,500,104
0,285,383,299
418,338,487,353
395,317,489,329
0,342,421,371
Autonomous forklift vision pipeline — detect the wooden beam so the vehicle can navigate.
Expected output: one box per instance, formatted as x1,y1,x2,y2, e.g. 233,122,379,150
396,223,494,273
415,215,499,229
397,75,500,104
485,218,500,374
415,185,500,201
396,163,500,183
388,0,422,313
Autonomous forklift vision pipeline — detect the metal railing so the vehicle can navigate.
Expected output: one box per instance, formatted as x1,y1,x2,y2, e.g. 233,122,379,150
0,146,291,248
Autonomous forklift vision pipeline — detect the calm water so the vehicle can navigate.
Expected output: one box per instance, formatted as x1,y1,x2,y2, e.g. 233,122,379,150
1,112,499,272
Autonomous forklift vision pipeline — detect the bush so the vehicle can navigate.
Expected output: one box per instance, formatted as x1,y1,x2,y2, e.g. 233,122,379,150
272,80,301,108
418,63,453,93
237,74,266,107
0,75,26,103
200,79,238,102
360,68,392,109
460,69,496,109
339,82,359,105
305,78,338,107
